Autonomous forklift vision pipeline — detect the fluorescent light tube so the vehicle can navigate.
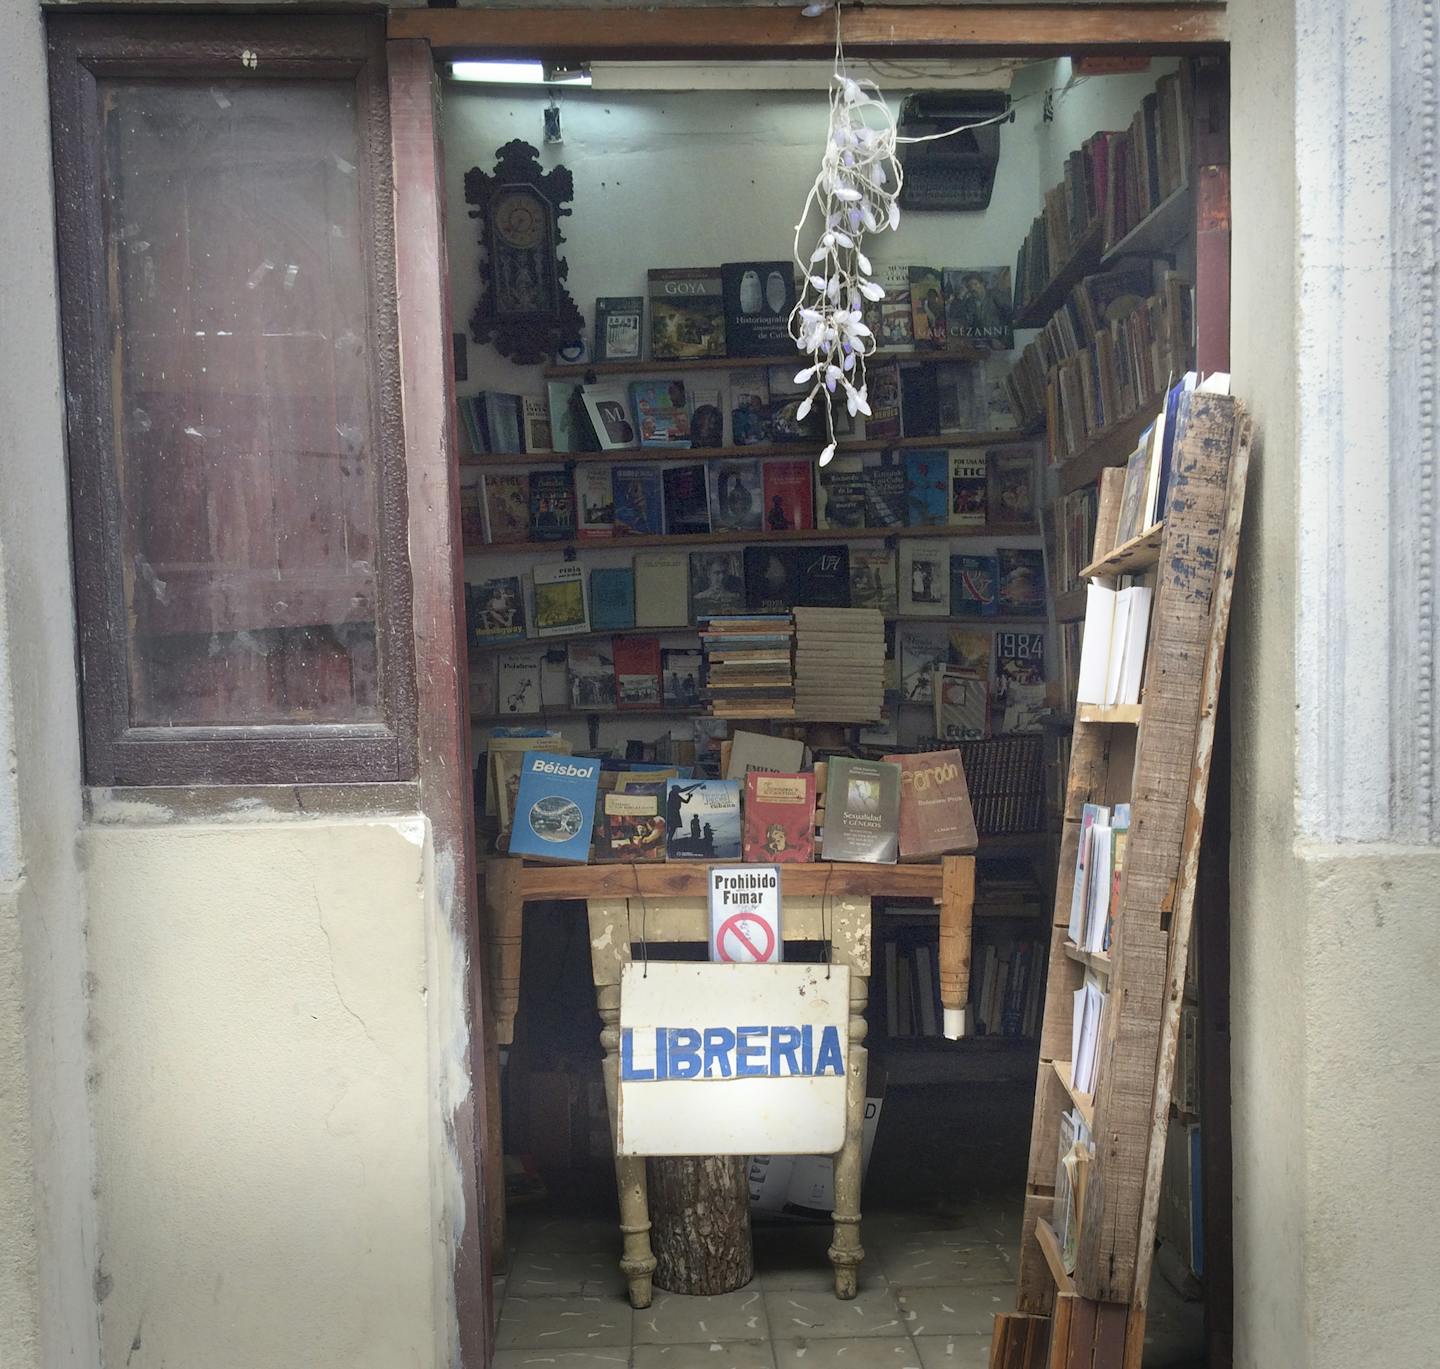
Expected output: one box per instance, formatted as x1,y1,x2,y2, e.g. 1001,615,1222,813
448,60,592,87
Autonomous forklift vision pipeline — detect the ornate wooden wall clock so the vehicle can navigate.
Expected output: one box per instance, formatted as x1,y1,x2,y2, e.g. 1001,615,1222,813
465,140,585,365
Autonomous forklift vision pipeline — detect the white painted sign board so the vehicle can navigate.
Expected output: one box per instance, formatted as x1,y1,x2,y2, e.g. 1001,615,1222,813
708,864,782,963
616,961,850,1157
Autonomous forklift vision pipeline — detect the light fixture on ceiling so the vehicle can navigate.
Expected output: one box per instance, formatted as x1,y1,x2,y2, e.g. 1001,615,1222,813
448,60,592,87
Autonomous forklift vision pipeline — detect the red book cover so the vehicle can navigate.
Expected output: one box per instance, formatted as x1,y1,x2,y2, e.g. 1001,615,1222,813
762,460,815,532
612,635,661,710
882,749,979,862
742,771,816,862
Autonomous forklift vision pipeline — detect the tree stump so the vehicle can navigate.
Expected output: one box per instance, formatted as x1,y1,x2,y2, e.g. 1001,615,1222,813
645,1155,754,1295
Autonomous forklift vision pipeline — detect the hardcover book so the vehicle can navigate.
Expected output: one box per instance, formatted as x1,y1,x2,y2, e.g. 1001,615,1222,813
951,554,1000,617
574,464,615,538
664,779,742,860
611,464,665,536
590,565,636,631
689,551,746,621
988,445,1038,524
995,628,1045,687
689,387,726,449
729,368,773,446
594,295,644,363
909,265,947,348
662,648,704,708
662,463,712,535
613,635,662,710
742,772,817,863
899,365,940,437
943,266,1015,352
721,261,797,357
529,469,576,541
862,454,908,528
708,458,764,532
815,454,869,530
864,359,902,439
949,451,988,528
794,544,852,607
883,748,979,860
532,561,589,637
508,753,602,864
634,551,691,627
948,626,992,680
900,539,950,616
874,263,915,349
567,640,617,709
630,378,692,448
592,789,667,862
821,756,901,864
522,395,553,453
649,267,726,359
467,576,526,645
497,650,544,716
743,546,800,614
997,548,1047,615
850,547,898,616
580,383,639,450
762,460,815,531
482,472,530,544
904,449,950,526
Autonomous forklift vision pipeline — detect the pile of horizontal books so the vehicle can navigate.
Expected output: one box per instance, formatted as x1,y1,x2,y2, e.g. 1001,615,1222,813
792,607,886,722
700,615,795,718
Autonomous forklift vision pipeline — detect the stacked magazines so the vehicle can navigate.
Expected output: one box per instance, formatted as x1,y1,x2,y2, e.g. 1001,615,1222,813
792,607,886,722
700,614,795,718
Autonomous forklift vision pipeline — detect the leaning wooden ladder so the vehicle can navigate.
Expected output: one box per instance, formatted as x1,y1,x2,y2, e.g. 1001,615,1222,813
991,391,1253,1368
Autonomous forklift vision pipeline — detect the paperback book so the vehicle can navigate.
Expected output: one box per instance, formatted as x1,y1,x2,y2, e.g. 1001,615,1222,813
592,789,667,862
763,460,815,531
821,756,901,863
942,266,1014,351
793,544,852,607
567,640,617,709
995,629,1045,687
874,263,915,348
850,547,898,616
729,368,773,445
482,473,530,544
862,454,908,528
949,451,988,528
935,362,987,433
522,396,552,453
742,772,816,863
664,779,742,860
899,624,949,704
467,576,526,645
508,753,601,864
884,748,979,860
933,668,990,741
951,554,1000,616
649,268,726,359
708,458,764,532
613,635,662,710
721,261,797,356
662,463,712,535
864,359,902,439
529,469,575,542
768,366,831,444
997,548,1047,615
581,383,639,450
689,551,746,621
899,365,940,437
909,265,947,348
662,648,703,708
988,445,1038,524
630,379,692,448
593,295,644,363
589,566,636,631
904,449,950,526
743,546,800,614
532,562,589,637
497,650,544,716
574,464,615,538
900,540,950,616
816,454,869,530
948,626,992,680
634,550,690,627
689,388,726,449
611,464,665,536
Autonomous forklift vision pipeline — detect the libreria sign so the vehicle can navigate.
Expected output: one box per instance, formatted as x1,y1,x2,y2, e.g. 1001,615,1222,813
620,1022,845,1081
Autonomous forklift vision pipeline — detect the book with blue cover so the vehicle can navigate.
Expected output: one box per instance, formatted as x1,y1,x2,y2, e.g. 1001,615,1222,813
590,565,636,630
951,554,1000,617
612,465,665,536
630,378,692,448
663,779,742,860
904,449,950,526
508,752,602,863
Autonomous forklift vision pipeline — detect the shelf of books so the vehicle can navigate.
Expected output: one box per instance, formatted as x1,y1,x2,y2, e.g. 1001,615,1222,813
990,388,1251,1369
541,343,988,380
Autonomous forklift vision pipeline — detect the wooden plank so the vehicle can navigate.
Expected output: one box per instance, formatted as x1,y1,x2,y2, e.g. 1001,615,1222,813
1052,1060,1096,1130
1053,587,1088,623
1093,467,1127,566
1101,181,1193,262
1014,220,1103,330
1074,392,1241,1303
1080,523,1164,580
1061,1297,1098,1369
1062,940,1113,976
515,858,949,902
990,1313,1052,1369
1075,703,1143,725
938,855,976,1032
390,6,1229,58
1058,394,1166,495
1033,1219,1075,1296
1017,1190,1058,1313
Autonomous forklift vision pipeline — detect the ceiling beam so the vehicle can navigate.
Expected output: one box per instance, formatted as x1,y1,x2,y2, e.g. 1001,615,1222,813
388,5,1228,60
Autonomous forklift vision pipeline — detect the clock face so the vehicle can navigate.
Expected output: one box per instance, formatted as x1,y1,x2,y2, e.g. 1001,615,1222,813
492,189,547,250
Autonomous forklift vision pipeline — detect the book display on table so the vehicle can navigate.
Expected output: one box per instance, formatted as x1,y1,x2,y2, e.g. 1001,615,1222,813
742,771,816,863
664,778,741,860
508,753,602,863
820,757,901,864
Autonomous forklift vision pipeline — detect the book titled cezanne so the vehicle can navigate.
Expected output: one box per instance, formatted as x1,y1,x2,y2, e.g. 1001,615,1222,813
509,753,601,863
821,757,901,864
883,749,979,862
743,772,816,863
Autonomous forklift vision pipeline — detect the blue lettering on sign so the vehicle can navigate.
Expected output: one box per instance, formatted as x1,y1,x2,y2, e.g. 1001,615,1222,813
619,1025,846,1081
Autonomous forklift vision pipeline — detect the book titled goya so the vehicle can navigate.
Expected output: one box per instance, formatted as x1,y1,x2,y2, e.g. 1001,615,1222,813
664,779,742,860
821,757,901,864
649,268,726,359
721,261,797,357
593,788,666,863
742,771,816,863
594,295,643,362
883,748,979,861
532,561,589,637
508,753,602,864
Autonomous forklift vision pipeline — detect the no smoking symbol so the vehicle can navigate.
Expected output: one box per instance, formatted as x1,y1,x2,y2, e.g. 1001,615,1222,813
715,911,776,964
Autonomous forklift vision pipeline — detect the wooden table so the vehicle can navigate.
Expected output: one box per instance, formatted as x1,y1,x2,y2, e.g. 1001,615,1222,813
479,857,976,1302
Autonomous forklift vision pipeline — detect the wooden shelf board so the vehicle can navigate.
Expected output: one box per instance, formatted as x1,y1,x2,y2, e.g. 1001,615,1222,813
464,520,1039,555
1076,702,1142,725
1013,219,1104,330
541,345,986,380
1053,586,1088,622
1052,1059,1096,1130
1080,522,1164,579
1058,392,1167,496
1102,182,1193,265
473,706,705,724
457,427,1032,467
1062,940,1113,975
1033,1218,1076,1296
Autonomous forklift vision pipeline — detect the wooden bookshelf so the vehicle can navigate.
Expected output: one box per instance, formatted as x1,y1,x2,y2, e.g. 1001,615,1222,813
1075,703,1143,726
1101,182,1193,265
1079,522,1164,579
1062,941,1113,976
473,706,705,724
1057,391,1167,496
1053,586,1088,623
541,344,985,380
1052,1059,1096,1130
463,519,1039,556
1013,219,1104,330
1034,1218,1076,1297
458,428,1032,467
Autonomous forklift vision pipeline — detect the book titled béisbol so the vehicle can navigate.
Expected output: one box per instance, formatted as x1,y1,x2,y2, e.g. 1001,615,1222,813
508,752,602,864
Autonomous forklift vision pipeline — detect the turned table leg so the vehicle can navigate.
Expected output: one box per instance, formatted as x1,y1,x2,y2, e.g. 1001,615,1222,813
482,858,524,1046
828,966,869,1298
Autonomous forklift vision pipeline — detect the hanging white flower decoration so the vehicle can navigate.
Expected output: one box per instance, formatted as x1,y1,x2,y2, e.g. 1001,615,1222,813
789,42,904,467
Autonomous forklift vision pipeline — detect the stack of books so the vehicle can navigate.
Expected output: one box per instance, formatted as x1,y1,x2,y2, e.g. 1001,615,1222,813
792,607,886,721
700,615,795,718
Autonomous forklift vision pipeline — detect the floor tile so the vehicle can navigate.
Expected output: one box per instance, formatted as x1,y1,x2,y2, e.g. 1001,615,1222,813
507,1248,628,1298
913,1335,992,1369
894,1285,1010,1338
495,1293,633,1350
633,1287,767,1344
633,1341,776,1369
762,1288,906,1340
492,1352,632,1369
753,1226,886,1294
512,1216,622,1255
875,1242,1012,1287
772,1336,923,1368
